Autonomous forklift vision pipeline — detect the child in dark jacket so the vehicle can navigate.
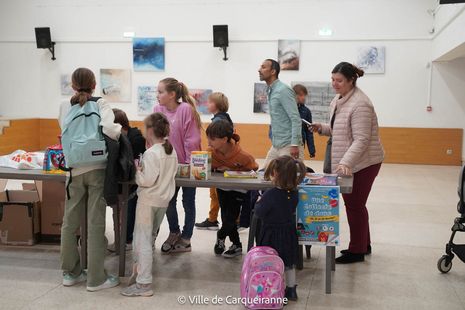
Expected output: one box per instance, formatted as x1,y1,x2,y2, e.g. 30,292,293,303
293,84,316,158
255,155,306,302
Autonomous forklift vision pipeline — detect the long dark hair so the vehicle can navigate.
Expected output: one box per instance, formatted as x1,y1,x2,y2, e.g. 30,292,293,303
206,119,240,143
264,156,306,190
144,112,173,155
70,68,96,106
332,62,364,86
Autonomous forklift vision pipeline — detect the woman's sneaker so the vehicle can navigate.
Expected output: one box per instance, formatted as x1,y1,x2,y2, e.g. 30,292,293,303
63,271,87,286
170,238,192,253
214,238,226,255
223,244,242,258
161,232,181,254
87,275,120,292
195,219,219,231
121,283,153,297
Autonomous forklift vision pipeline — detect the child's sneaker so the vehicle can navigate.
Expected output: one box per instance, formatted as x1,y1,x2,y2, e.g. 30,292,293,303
222,244,242,258
121,283,153,297
161,232,180,254
214,238,226,255
195,218,220,231
62,271,86,287
86,275,120,292
170,238,192,253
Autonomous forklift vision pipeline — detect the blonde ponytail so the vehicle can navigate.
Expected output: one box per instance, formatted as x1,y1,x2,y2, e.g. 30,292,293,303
178,82,202,129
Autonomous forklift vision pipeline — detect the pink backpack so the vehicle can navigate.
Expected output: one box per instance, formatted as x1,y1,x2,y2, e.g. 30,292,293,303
240,246,285,309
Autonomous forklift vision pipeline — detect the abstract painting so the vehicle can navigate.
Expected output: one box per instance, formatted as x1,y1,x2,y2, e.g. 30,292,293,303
133,38,165,71
137,86,157,115
278,40,300,71
291,82,336,123
190,89,213,115
253,83,269,113
100,69,132,102
356,46,385,74
60,74,74,96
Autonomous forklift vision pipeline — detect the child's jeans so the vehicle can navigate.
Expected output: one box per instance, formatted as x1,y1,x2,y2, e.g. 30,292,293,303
166,187,196,240
60,169,107,287
216,189,246,245
133,203,167,284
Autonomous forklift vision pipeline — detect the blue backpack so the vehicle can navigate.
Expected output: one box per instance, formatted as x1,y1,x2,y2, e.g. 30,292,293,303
61,98,107,169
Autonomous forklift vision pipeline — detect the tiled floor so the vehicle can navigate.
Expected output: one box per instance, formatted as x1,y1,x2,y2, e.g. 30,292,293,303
1,161,464,309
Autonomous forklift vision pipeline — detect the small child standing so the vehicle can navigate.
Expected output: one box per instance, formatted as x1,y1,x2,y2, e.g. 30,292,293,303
293,84,316,158
206,120,259,258
255,155,306,301
121,113,178,297
195,92,233,230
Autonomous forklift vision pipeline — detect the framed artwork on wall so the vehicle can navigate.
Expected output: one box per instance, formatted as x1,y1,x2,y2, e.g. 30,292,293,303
278,39,300,71
133,37,165,72
356,46,385,74
100,69,132,103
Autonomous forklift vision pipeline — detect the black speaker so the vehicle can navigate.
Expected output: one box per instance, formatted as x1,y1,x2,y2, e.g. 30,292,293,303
213,25,228,47
440,0,465,4
35,27,52,48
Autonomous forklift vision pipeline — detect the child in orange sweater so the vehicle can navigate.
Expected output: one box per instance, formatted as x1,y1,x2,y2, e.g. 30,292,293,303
206,120,259,258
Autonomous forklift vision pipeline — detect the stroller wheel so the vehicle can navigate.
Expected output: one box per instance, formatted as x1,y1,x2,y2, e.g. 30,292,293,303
437,255,453,273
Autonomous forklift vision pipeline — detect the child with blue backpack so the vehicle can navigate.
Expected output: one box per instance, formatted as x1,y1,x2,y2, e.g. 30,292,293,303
255,155,306,301
59,68,121,292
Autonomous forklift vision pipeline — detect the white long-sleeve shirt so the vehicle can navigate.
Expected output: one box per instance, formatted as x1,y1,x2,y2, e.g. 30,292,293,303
136,143,178,208
58,98,121,176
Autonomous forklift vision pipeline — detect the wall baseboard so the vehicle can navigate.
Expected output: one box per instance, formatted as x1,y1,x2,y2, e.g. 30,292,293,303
0,119,462,166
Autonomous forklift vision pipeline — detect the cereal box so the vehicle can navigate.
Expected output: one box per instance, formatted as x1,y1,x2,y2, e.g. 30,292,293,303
190,151,211,180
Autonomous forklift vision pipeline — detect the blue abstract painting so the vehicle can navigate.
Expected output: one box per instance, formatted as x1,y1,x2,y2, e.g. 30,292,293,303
133,38,165,71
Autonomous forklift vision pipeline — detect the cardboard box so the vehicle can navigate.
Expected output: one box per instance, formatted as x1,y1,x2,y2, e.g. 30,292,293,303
0,189,41,245
36,181,66,242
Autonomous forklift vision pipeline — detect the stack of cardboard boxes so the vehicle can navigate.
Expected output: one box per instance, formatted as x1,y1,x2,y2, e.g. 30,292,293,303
0,180,65,245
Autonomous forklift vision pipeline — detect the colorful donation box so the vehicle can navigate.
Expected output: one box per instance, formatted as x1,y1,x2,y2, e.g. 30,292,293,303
43,138,65,174
296,186,340,246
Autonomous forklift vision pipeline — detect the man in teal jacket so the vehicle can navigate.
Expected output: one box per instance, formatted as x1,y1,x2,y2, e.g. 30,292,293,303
258,59,303,167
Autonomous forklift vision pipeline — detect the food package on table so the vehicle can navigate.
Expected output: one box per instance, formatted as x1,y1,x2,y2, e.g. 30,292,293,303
190,151,211,180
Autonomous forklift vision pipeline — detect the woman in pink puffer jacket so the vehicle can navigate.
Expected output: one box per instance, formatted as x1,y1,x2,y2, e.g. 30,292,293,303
312,62,384,264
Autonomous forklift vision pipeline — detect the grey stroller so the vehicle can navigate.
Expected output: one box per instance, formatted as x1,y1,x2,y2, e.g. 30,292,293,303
437,165,465,273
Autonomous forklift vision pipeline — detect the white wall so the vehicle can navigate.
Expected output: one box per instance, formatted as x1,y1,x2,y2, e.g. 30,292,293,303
430,2,465,161
2,0,465,161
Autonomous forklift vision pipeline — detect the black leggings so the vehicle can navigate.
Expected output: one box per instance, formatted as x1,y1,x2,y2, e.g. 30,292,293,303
216,189,246,245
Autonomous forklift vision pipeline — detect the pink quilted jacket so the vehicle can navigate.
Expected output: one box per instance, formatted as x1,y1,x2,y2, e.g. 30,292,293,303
320,87,384,173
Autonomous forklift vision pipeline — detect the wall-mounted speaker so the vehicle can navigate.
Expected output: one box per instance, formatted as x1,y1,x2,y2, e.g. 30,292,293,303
35,27,52,49
213,25,229,47
34,27,56,60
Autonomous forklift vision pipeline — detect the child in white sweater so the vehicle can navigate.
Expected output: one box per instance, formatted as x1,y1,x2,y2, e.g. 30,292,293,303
121,112,178,297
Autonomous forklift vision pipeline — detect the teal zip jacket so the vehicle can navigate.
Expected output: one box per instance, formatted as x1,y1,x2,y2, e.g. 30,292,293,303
267,79,302,148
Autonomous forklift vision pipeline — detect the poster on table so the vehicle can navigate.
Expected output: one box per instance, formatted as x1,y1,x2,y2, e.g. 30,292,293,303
137,86,157,115
253,83,268,113
296,185,340,246
278,39,300,70
356,46,385,74
133,37,165,71
100,69,132,103
291,81,336,123
190,89,213,115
